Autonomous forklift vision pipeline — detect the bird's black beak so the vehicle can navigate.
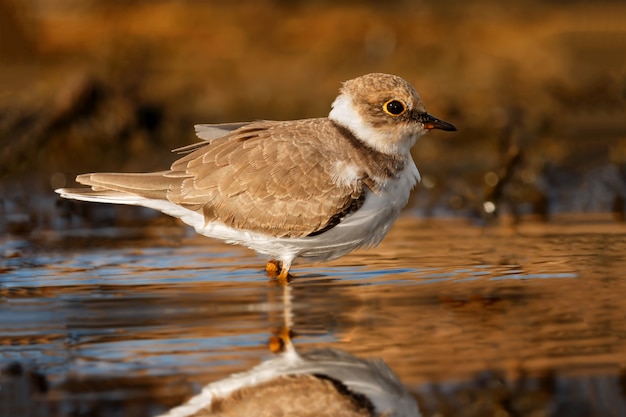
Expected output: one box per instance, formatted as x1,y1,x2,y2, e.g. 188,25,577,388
417,112,457,131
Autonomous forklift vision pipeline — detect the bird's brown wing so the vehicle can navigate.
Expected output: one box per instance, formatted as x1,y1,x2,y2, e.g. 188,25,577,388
75,120,365,238
167,120,364,238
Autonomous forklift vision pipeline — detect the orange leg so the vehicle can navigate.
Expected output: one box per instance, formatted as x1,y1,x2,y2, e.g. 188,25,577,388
276,267,290,287
265,260,281,278
266,260,291,286
268,326,293,354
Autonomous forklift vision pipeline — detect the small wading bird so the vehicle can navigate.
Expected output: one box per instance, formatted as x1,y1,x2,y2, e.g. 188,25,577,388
156,339,420,417
57,73,456,284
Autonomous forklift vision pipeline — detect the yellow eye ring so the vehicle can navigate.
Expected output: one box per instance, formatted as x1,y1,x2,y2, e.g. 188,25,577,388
383,99,407,116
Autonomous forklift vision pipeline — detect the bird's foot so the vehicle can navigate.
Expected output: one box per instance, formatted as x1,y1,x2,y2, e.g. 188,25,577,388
266,260,291,286
269,326,293,354
265,260,282,277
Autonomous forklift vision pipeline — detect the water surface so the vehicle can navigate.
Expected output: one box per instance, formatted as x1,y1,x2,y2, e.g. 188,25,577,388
1,215,626,416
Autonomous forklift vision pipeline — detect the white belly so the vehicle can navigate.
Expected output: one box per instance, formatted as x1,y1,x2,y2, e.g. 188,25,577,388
111,161,420,267
184,161,420,264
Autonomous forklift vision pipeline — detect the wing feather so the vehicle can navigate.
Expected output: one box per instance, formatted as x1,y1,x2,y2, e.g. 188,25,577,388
67,119,365,238
172,122,257,154
168,120,364,237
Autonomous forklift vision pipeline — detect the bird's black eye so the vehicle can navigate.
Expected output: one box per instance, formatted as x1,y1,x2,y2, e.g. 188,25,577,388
383,99,407,116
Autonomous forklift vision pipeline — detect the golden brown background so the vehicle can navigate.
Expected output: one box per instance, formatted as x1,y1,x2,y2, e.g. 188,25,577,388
2,3,626,415
1,0,625,228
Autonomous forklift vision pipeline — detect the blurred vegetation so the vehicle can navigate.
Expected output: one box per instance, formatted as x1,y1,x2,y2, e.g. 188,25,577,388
0,0,625,234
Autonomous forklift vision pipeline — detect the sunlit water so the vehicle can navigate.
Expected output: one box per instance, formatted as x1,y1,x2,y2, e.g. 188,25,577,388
1,215,626,416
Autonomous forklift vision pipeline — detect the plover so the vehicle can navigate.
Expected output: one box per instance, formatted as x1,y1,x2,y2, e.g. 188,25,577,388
157,338,420,417
57,73,455,284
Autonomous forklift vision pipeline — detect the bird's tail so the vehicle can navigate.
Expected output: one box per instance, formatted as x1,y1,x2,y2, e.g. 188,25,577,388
56,171,176,206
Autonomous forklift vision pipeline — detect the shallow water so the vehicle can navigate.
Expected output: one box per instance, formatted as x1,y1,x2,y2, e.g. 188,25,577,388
2,215,626,416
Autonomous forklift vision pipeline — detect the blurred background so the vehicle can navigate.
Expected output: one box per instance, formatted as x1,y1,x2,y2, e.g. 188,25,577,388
2,3,626,416
1,0,625,234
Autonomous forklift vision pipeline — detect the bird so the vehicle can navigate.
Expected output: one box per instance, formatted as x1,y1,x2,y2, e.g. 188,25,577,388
156,338,421,417
56,73,456,284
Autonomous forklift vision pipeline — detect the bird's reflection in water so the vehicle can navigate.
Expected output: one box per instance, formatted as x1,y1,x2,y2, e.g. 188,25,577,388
157,285,420,417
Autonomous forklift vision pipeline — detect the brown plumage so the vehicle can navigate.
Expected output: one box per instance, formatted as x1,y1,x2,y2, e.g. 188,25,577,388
57,73,456,281
74,119,404,238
